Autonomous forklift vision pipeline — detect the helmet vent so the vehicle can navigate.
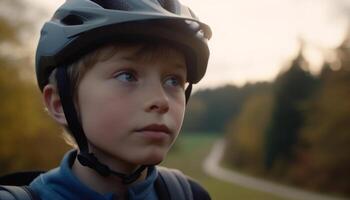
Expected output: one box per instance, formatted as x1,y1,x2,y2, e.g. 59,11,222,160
188,8,198,19
157,0,176,13
90,0,130,10
61,14,84,26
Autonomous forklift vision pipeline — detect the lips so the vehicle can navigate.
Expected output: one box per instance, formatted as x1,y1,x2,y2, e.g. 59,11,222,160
137,124,171,134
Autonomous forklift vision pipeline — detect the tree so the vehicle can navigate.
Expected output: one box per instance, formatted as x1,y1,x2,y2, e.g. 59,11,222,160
290,36,350,195
225,87,273,174
264,50,317,171
182,83,271,133
0,0,70,174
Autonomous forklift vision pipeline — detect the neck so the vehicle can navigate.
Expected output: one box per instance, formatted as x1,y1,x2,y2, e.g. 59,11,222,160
71,155,148,197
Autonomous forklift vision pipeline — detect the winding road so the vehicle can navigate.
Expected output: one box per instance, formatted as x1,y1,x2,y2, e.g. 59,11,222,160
203,139,349,200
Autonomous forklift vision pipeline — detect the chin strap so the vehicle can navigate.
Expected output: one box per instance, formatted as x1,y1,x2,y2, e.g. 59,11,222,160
185,83,192,104
56,66,148,184
77,153,148,184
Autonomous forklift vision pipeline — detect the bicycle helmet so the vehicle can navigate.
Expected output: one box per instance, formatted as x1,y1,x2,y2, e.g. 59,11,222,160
35,0,211,184
36,0,211,90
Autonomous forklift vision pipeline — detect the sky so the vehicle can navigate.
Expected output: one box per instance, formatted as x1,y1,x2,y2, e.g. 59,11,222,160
29,0,350,89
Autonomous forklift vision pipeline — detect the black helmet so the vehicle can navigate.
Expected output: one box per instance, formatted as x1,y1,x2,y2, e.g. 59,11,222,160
36,0,212,91
35,0,211,184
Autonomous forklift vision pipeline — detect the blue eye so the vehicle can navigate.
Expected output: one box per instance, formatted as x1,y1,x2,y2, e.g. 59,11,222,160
165,76,184,88
114,71,137,82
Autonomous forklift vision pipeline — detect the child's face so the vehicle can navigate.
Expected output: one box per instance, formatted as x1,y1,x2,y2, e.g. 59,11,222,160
76,45,187,168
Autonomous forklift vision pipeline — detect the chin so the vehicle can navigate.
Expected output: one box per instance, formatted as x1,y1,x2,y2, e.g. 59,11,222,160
136,148,168,165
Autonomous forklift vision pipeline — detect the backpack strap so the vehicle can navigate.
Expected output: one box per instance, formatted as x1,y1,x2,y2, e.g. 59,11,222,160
0,171,44,185
156,166,193,200
0,185,40,200
186,178,211,200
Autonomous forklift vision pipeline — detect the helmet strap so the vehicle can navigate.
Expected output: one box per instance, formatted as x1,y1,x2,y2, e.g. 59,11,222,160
185,83,192,103
77,153,148,184
55,66,148,184
56,66,88,150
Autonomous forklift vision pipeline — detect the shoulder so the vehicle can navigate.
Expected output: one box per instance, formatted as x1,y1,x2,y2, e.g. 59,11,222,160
29,168,63,200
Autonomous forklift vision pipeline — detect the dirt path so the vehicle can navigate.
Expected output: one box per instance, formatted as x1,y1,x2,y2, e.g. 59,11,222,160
203,139,349,200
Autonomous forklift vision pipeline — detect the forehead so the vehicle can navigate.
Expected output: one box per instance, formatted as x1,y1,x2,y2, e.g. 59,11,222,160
94,42,186,68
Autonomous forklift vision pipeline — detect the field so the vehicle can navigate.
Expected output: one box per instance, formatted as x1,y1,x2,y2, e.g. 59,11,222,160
161,133,287,200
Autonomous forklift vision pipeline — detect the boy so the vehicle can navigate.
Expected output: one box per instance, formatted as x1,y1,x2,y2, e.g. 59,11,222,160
29,0,211,199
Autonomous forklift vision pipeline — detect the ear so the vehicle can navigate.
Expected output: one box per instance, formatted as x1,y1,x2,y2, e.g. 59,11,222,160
43,84,68,125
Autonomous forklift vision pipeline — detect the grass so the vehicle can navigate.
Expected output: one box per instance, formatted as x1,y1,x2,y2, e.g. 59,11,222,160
161,133,288,200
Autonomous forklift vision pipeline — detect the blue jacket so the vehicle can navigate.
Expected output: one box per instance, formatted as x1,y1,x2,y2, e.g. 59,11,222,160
30,150,158,200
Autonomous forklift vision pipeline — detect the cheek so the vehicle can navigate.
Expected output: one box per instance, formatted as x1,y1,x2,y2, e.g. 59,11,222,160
78,93,134,140
171,100,186,130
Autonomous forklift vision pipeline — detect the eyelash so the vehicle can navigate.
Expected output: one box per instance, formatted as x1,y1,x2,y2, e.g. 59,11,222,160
113,70,185,88
114,70,137,82
164,75,185,88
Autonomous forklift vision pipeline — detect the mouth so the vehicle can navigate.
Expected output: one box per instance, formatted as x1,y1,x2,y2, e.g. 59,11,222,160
136,124,171,135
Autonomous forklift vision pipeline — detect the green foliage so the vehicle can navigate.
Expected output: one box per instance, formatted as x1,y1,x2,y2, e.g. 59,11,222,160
0,60,70,174
225,88,273,173
224,43,350,197
0,0,30,46
183,83,271,133
183,85,241,133
0,0,70,175
290,66,350,195
264,54,318,170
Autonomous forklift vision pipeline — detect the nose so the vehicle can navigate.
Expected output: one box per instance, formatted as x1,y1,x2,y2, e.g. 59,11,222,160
144,85,170,114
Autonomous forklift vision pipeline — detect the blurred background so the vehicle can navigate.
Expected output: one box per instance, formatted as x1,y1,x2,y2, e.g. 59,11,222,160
1,0,349,199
